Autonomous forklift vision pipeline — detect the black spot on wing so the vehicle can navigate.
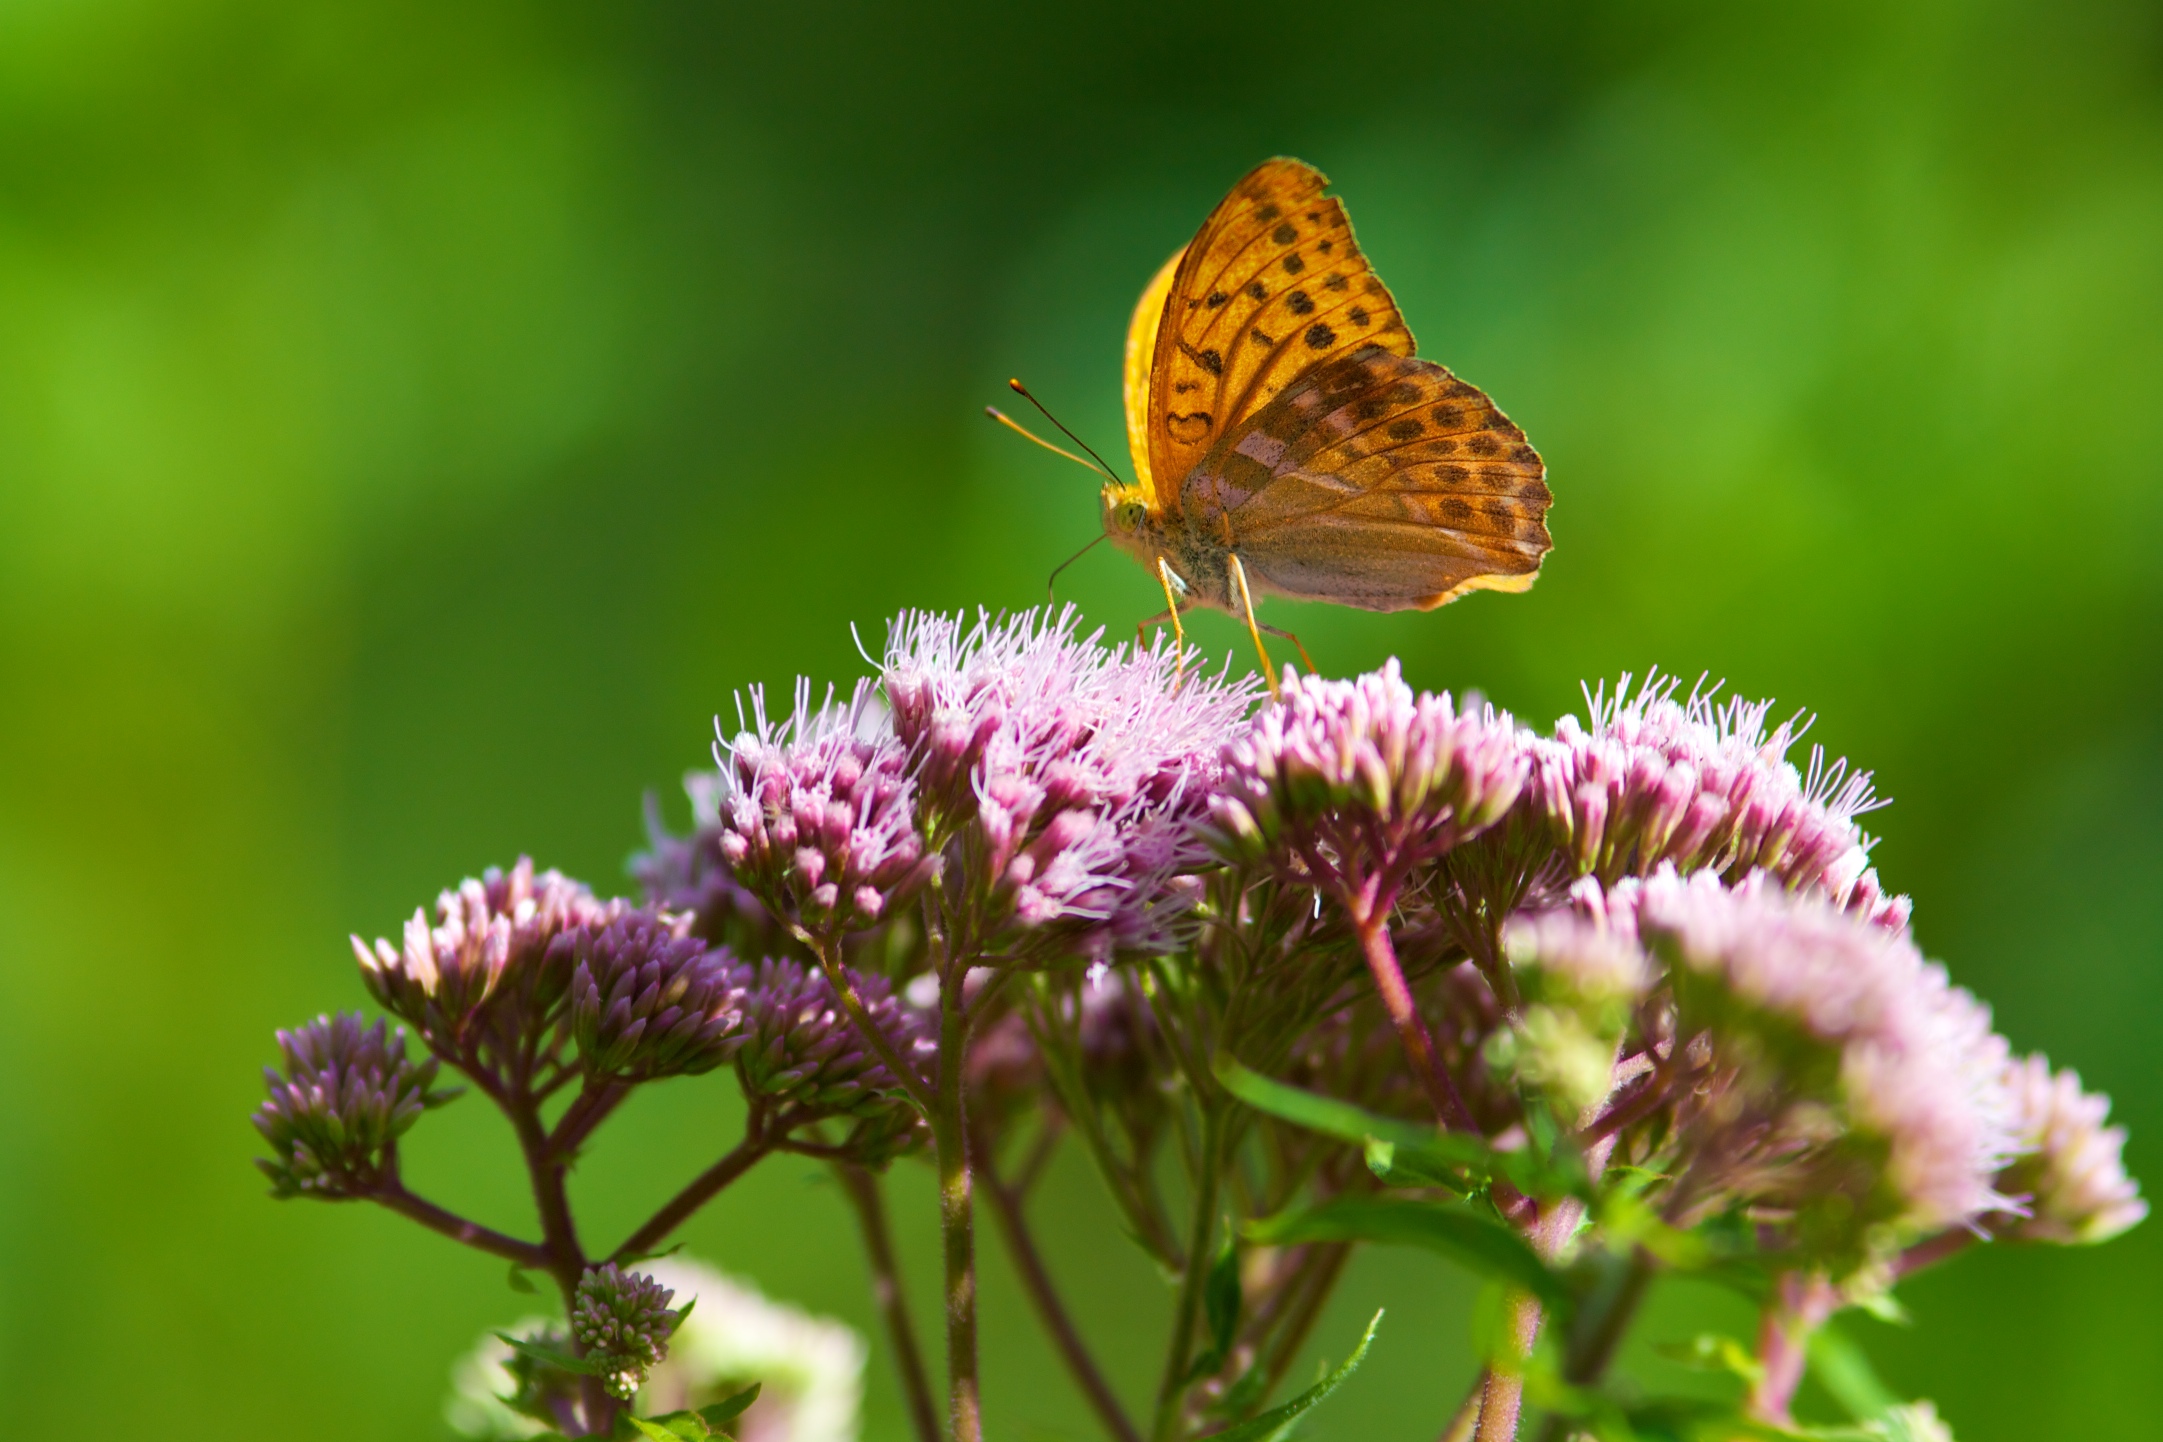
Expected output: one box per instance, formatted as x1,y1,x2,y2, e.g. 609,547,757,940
1272,222,1298,245
1287,290,1315,316
1206,291,1229,308
1349,305,1370,327
1282,254,1305,274
1246,280,1267,301
1387,418,1424,441
1323,273,1348,292
1168,412,1211,441
1304,322,1337,349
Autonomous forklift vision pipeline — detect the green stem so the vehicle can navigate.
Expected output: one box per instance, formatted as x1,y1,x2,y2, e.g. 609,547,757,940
1151,1103,1227,1442
934,969,983,1442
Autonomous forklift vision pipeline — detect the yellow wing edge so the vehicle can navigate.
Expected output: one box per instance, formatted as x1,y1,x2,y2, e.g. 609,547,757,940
1416,568,1542,610
1122,246,1184,515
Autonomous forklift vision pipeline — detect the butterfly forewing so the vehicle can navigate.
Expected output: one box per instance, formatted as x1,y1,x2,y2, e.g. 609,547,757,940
1191,348,1552,610
1144,158,1415,516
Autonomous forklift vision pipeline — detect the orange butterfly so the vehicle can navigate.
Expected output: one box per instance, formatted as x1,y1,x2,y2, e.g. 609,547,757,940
1040,158,1554,691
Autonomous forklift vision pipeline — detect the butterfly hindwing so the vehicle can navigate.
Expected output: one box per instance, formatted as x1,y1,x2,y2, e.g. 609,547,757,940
1188,348,1552,610
1143,159,1415,517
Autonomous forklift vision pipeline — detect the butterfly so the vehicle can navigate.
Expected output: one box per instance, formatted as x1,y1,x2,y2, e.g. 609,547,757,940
1096,157,1553,688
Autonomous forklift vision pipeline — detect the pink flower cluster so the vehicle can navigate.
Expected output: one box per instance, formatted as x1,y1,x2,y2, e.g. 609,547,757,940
716,678,934,939
882,608,1258,952
1529,673,1906,927
353,857,623,1054
1209,660,1532,881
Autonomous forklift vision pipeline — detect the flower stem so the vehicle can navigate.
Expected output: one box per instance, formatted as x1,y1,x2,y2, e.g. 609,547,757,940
1349,903,1480,1136
609,1123,772,1264
369,1176,554,1271
1151,1103,1227,1442
1530,1248,1657,1442
804,930,937,1114
837,1162,943,1442
1747,1272,1838,1425
978,1127,1143,1442
1473,1291,1542,1441
933,970,983,1442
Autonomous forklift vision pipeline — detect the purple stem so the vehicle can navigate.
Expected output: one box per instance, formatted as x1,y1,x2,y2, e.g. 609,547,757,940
978,1127,1143,1442
609,1124,773,1264
369,1177,554,1271
1748,1272,1838,1425
837,1163,943,1442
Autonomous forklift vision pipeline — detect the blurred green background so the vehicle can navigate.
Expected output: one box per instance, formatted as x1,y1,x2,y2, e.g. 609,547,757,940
3,1,2159,1436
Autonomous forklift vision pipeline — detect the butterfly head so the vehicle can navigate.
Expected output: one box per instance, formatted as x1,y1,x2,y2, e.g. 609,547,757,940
1100,480,1157,554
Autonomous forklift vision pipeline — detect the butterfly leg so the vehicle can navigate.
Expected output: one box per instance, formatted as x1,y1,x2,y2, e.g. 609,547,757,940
1254,622,1315,678
1145,556,1192,668
1226,553,1281,699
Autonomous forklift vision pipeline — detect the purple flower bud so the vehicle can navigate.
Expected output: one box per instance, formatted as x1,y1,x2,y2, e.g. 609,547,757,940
736,958,935,1120
252,1013,454,1199
571,1264,683,1399
716,680,929,941
352,858,622,1055
1210,660,1534,878
1993,1056,2145,1244
567,911,752,1081
1531,673,1895,916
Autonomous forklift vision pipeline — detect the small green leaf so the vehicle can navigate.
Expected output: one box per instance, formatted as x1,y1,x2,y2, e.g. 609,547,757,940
1205,1239,1242,1359
1364,1136,1473,1192
1219,1059,1582,1199
1599,1190,1713,1270
1653,1332,1763,1385
1807,1321,1899,1422
1208,1309,1383,1442
1247,1197,1569,1306
507,1264,538,1294
697,1383,762,1428
627,1416,707,1441
494,1332,609,1377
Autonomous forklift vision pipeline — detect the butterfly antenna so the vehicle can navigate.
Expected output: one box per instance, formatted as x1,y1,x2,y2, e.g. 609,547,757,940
1045,532,1107,604
985,406,1114,480
1008,378,1128,485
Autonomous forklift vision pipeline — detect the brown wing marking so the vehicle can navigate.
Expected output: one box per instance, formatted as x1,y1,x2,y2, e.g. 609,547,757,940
1189,348,1553,611
1145,159,1415,514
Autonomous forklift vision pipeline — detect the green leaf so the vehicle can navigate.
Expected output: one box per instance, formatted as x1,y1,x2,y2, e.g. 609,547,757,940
1247,1197,1569,1307
627,1416,707,1441
507,1264,538,1294
493,1332,610,1377
698,1383,763,1428
1208,1309,1383,1442
1653,1332,1763,1386
1598,1189,1713,1270
1807,1321,1898,1422
1205,1239,1242,1359
1218,1059,1583,1199
1363,1136,1473,1193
